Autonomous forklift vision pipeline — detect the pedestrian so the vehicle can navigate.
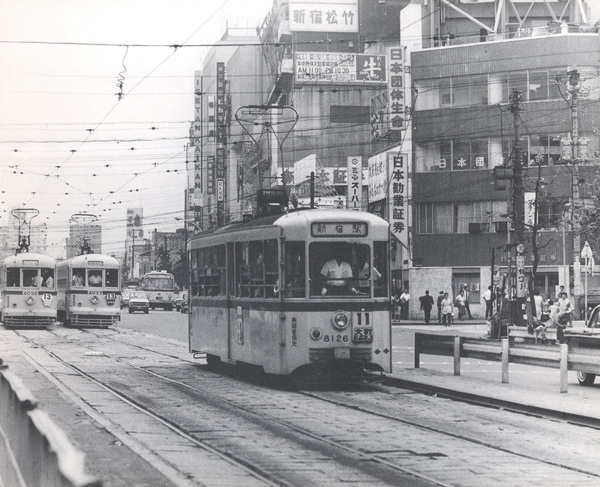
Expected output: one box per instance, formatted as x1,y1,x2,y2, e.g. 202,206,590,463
557,292,573,327
533,289,544,319
419,290,435,324
463,286,473,319
455,290,466,319
437,291,445,323
482,285,493,320
400,288,410,320
441,292,453,326
392,291,401,321
555,285,566,302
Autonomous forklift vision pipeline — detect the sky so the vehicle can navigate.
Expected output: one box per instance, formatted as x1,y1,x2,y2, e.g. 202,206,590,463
0,0,273,258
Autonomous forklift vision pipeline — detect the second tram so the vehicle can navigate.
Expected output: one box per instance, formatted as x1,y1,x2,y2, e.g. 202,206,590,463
188,209,392,385
139,270,175,310
56,254,121,327
1,253,57,328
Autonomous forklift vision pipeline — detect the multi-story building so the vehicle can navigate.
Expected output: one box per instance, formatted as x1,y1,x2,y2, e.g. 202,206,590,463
407,0,600,318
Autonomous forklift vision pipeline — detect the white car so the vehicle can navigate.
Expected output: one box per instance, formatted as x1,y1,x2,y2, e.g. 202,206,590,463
128,291,149,314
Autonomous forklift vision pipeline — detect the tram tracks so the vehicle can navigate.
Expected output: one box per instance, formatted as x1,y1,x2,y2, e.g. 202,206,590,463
12,326,600,487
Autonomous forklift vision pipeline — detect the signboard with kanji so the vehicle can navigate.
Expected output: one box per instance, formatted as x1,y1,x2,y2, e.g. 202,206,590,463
289,1,358,33
387,47,407,131
295,52,385,84
346,156,362,210
388,153,409,247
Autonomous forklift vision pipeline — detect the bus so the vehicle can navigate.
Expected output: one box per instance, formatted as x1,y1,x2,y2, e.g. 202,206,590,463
139,270,175,310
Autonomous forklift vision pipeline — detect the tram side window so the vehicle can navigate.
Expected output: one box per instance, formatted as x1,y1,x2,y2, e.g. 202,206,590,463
191,250,200,296
6,268,20,287
205,245,225,296
23,269,40,287
263,239,278,298
373,241,389,297
88,270,103,287
284,242,305,298
41,268,54,288
105,269,118,288
72,269,85,286
249,241,264,297
236,242,249,297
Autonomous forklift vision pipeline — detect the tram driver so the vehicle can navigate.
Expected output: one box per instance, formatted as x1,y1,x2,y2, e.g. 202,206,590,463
320,243,358,296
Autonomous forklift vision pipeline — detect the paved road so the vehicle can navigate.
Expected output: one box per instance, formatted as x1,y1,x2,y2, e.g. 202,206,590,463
3,324,600,487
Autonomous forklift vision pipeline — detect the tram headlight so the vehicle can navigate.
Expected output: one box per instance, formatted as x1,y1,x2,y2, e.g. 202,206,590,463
25,296,35,306
310,328,322,340
90,295,99,305
331,311,349,330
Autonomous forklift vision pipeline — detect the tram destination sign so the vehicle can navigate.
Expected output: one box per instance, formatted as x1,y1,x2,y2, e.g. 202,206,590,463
311,222,367,237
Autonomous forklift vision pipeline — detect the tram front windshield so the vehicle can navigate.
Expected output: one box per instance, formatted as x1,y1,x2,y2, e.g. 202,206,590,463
143,276,174,291
309,241,388,298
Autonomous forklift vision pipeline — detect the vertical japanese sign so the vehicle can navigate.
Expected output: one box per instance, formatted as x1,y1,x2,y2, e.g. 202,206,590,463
389,153,408,246
387,47,407,131
346,156,362,210
206,156,215,194
216,62,226,223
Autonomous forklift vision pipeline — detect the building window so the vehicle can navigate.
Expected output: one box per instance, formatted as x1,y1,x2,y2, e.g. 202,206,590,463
537,199,567,228
453,273,481,304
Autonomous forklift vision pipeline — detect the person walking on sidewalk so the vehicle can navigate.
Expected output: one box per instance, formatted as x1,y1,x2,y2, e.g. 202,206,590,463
463,286,473,319
419,290,435,325
437,291,445,323
400,289,410,320
482,286,493,320
441,292,453,326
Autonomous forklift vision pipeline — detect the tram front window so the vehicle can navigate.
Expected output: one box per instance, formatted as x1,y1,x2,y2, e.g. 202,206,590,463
88,270,103,287
23,269,40,287
72,269,85,286
41,268,54,288
105,269,118,288
7,268,20,287
310,242,371,297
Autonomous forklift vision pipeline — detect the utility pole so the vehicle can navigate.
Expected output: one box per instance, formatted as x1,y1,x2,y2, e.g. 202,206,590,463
509,89,525,326
568,67,582,308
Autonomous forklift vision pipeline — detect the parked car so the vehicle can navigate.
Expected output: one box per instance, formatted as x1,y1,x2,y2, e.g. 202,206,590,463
180,292,189,314
128,291,149,314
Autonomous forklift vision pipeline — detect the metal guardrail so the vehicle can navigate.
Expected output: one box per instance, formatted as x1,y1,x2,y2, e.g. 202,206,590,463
0,362,101,487
414,327,600,393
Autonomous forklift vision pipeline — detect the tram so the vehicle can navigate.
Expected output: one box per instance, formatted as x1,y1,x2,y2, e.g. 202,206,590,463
56,254,121,327
139,270,175,310
188,209,392,385
0,253,58,328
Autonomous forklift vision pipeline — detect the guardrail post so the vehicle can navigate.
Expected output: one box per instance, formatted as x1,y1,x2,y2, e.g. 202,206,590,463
501,338,509,383
414,333,421,369
560,343,569,393
454,336,461,376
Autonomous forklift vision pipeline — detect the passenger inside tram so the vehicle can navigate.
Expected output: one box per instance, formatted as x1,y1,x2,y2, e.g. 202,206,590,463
41,269,54,287
23,269,40,287
88,270,103,287
72,269,85,286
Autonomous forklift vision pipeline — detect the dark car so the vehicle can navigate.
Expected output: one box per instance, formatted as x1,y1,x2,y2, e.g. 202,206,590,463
128,291,149,314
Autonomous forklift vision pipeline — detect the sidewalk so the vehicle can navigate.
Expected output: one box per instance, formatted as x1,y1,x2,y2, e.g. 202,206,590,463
388,324,600,427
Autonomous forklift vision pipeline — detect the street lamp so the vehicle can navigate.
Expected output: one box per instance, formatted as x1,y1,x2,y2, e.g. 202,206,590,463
581,241,593,324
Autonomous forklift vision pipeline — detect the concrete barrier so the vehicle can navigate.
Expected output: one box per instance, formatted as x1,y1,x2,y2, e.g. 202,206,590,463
0,363,100,487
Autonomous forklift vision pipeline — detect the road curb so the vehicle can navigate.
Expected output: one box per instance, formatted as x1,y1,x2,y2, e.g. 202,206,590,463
383,373,600,429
